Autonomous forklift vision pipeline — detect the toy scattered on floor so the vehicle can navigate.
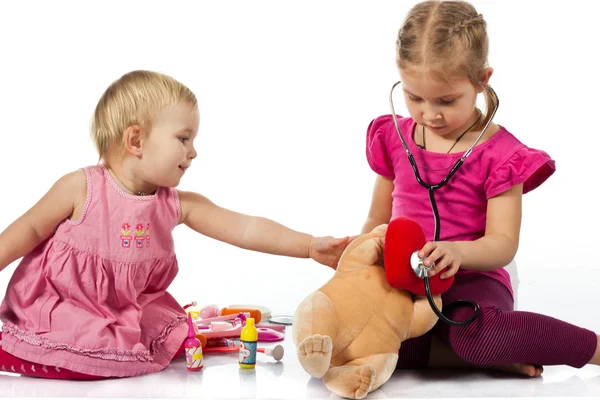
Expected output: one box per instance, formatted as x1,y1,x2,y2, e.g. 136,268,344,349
198,303,292,325
239,317,258,369
293,220,450,399
203,341,285,361
184,312,203,371
181,303,287,372
259,344,284,361
227,304,272,320
199,304,264,322
183,301,197,310
267,315,294,325
194,312,285,341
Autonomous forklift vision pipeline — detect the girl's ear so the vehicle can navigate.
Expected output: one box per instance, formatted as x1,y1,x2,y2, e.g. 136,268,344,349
477,67,494,92
123,125,144,156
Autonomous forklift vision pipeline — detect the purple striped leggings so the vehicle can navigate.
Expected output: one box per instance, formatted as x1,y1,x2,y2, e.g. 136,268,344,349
397,274,597,369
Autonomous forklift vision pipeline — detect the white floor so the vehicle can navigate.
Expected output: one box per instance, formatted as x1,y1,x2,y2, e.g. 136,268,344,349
1,271,599,399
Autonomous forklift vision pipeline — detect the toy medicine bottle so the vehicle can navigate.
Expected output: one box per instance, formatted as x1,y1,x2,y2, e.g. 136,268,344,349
185,313,203,371
239,317,258,369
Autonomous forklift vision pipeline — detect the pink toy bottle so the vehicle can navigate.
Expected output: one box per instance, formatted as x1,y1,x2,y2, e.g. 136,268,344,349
185,313,203,371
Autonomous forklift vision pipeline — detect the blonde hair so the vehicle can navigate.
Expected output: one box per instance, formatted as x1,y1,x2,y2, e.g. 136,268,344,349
396,0,497,129
91,70,197,160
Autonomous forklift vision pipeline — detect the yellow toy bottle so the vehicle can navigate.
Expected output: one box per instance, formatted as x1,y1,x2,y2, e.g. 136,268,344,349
239,317,258,369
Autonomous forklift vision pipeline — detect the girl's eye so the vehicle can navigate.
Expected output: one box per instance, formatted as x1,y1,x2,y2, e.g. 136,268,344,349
439,99,456,105
178,137,189,143
409,96,422,103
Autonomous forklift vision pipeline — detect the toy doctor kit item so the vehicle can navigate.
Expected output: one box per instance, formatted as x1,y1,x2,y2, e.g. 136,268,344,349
203,339,285,361
239,317,258,369
185,312,203,371
195,312,285,341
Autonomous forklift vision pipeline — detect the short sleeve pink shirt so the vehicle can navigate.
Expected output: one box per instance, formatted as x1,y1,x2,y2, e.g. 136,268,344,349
366,115,556,293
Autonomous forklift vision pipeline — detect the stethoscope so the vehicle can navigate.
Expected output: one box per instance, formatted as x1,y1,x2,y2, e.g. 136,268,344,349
389,80,500,326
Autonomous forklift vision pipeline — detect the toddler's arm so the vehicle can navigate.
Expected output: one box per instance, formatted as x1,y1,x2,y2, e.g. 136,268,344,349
178,190,351,268
0,171,84,273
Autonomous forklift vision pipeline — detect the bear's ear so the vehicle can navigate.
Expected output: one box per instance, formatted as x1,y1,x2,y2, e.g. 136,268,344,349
370,224,388,237
384,217,453,295
335,233,384,273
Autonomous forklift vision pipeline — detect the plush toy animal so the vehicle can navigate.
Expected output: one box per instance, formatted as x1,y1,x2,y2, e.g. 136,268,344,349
293,218,447,399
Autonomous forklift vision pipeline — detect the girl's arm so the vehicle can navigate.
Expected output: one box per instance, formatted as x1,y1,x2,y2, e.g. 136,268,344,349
178,190,314,258
0,170,84,273
361,175,394,234
454,183,523,271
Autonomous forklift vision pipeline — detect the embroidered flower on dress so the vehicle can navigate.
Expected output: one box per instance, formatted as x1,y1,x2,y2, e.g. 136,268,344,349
121,223,131,236
121,222,132,248
145,223,151,248
135,223,145,237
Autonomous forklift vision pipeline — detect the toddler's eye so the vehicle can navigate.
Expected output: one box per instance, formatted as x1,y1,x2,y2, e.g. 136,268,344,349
408,96,422,103
178,137,189,143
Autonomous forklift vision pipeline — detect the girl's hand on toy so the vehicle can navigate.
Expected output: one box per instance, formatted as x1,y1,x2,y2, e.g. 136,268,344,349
419,241,462,279
309,235,356,270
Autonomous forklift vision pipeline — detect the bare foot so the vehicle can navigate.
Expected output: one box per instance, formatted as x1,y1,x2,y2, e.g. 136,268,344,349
490,363,543,377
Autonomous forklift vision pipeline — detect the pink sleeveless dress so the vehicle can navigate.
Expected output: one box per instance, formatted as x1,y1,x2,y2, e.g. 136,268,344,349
0,165,187,377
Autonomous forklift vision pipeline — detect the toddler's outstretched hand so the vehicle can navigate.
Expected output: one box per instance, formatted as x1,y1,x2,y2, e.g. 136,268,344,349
419,241,463,279
309,236,356,270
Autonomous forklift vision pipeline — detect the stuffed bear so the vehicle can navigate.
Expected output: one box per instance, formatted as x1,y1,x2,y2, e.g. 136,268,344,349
292,219,443,399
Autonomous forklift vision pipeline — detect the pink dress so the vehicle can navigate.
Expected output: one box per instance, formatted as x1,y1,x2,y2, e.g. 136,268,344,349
366,115,556,294
0,165,187,377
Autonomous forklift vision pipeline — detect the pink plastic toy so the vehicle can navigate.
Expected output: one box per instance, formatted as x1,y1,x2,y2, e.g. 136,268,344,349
185,313,203,371
199,304,220,319
196,318,285,342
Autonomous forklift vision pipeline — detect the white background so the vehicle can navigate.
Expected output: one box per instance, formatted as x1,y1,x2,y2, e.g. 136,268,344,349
0,0,598,320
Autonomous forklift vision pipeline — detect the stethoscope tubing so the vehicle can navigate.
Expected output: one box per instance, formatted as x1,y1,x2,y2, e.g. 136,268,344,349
388,80,499,326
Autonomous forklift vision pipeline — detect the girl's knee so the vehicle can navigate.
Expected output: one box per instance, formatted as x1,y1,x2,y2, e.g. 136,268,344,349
444,310,501,365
